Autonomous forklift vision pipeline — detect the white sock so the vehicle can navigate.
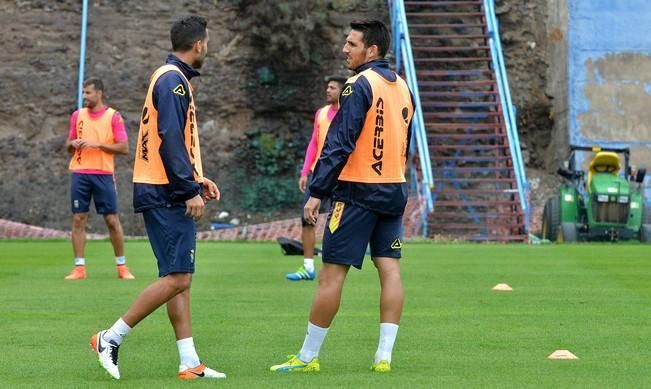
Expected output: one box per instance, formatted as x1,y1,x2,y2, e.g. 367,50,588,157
115,256,126,265
177,337,201,368
298,322,329,363
74,257,85,266
303,258,314,272
103,318,132,346
374,323,399,363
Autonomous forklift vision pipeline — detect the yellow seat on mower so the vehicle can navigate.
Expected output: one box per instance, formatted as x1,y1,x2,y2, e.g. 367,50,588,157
587,152,621,192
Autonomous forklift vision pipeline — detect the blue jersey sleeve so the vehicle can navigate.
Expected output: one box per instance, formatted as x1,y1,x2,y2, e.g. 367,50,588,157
308,76,373,199
153,72,201,202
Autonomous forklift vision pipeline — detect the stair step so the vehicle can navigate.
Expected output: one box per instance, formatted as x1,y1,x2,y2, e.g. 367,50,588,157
431,167,514,173
406,12,484,17
426,123,502,129
408,23,485,29
430,211,522,219
413,46,490,52
421,101,498,108
427,234,528,242
418,80,496,86
419,91,498,98
417,69,492,77
429,145,511,151
414,57,490,63
423,113,500,120
411,34,488,40
433,188,519,195
433,177,516,183
404,1,483,6
430,155,512,162
433,200,521,206
427,133,507,140
427,222,523,229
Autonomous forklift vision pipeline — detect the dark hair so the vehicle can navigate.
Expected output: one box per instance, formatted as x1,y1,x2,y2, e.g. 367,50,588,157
83,78,104,92
349,19,390,57
171,15,207,52
325,75,347,88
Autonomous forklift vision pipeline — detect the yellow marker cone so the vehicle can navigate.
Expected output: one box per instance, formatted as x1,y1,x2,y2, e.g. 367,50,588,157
492,283,513,291
548,350,578,359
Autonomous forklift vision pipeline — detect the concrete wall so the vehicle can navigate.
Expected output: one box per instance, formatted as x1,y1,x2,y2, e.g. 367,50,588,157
569,0,651,186
546,0,569,164
566,0,651,205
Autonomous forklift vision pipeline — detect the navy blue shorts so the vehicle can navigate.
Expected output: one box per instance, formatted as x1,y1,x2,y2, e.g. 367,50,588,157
322,202,403,269
142,207,196,277
301,174,330,226
70,173,118,214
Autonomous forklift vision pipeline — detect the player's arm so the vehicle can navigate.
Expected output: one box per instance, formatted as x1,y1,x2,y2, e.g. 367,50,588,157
153,73,202,203
299,110,321,192
308,77,372,199
66,110,80,153
74,112,128,155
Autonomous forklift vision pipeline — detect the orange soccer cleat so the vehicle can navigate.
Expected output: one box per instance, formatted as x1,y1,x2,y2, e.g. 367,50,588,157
178,362,226,379
116,265,135,280
64,265,86,280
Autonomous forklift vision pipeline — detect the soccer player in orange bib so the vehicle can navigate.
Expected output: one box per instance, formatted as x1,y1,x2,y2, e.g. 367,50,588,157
90,16,224,380
286,75,346,281
64,78,134,280
271,19,414,373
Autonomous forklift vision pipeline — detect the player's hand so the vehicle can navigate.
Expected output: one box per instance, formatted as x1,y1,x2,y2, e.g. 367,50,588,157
201,177,220,201
304,196,321,225
298,175,308,193
76,140,99,149
70,139,83,149
185,194,205,221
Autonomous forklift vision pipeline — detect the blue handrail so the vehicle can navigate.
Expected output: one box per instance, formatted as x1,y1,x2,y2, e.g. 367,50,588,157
77,0,89,109
483,0,530,231
387,0,434,236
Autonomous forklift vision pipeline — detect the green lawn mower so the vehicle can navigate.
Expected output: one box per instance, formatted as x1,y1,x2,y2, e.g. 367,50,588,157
542,145,651,242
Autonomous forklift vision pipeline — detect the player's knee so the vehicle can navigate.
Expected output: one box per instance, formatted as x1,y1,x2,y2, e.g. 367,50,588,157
72,214,88,229
166,273,192,292
104,215,121,231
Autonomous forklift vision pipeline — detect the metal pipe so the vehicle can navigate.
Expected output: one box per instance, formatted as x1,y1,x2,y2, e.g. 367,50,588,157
77,0,89,109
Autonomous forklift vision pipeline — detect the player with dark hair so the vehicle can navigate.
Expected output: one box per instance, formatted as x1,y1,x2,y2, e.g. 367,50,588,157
90,15,225,380
271,19,414,374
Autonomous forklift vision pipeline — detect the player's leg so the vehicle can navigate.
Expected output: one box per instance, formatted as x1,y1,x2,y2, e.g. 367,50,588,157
272,202,372,372
167,288,226,379
66,173,91,279
286,186,317,281
369,214,404,372
95,174,133,279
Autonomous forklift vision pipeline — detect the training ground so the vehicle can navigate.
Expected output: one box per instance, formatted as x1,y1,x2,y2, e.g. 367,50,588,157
1,241,650,388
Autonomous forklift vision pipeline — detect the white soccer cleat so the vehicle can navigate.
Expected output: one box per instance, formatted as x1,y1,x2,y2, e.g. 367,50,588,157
90,330,120,379
178,362,226,379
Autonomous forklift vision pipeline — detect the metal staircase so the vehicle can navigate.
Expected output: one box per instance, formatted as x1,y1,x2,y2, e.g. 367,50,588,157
389,0,529,241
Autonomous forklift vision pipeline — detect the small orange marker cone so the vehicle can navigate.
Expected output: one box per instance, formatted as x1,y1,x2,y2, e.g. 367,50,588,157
548,350,578,359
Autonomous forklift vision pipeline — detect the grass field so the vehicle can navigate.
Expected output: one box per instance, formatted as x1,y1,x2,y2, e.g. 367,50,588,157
2,240,651,388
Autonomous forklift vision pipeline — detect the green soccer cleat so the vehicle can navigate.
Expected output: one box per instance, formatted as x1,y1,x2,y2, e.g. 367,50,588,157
371,360,391,373
270,355,320,372
285,266,315,281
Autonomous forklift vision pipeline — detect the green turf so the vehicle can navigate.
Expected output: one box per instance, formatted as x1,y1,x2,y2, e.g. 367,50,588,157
1,240,651,388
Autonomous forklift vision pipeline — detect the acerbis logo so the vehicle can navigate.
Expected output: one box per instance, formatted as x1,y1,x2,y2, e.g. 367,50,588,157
372,97,384,176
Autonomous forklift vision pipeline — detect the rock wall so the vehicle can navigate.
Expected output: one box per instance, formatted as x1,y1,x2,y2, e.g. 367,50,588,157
1,0,558,235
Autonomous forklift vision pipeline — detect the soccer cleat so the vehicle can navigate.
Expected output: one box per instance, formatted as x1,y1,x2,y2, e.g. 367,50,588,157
371,360,391,373
116,265,135,280
90,331,120,379
270,354,320,372
178,362,226,379
64,265,86,280
285,266,315,281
